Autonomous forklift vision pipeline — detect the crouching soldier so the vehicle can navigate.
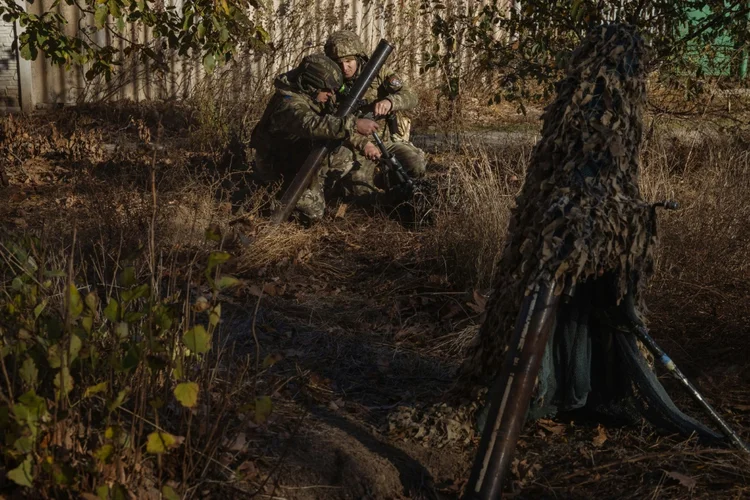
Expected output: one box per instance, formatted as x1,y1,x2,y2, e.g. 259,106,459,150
324,30,427,186
250,53,378,221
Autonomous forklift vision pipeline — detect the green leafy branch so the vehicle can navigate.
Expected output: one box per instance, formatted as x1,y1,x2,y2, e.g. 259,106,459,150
0,0,270,81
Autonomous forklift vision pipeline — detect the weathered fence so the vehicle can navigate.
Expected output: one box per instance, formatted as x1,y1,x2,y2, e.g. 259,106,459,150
0,0,511,111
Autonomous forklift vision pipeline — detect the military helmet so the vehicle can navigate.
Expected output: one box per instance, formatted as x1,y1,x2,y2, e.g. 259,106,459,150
324,30,368,61
297,53,344,92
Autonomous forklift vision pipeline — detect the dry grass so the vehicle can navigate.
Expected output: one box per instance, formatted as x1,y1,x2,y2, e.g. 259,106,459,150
423,120,750,295
643,128,750,287
3,94,750,498
429,142,528,290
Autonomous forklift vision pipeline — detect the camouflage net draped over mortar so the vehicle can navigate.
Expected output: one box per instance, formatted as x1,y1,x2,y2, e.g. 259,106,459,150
462,24,654,384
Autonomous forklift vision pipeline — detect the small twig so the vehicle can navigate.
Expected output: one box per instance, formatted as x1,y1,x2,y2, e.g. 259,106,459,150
104,398,237,477
279,485,343,490
558,449,739,481
251,284,264,400
0,353,14,403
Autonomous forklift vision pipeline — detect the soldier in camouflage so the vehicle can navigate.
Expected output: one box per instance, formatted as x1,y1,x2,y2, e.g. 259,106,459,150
324,30,427,189
250,53,378,220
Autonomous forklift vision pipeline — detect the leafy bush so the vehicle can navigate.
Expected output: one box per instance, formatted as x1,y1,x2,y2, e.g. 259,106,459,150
0,229,261,497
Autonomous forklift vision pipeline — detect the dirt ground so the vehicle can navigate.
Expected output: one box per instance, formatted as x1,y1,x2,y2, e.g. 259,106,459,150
209,211,750,500
2,106,750,499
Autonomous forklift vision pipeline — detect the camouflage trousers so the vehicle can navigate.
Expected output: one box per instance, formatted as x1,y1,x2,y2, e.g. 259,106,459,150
297,140,426,219
384,139,427,179
296,144,377,220
256,139,426,221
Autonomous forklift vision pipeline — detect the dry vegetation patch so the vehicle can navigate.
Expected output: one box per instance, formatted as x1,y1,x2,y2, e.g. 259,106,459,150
2,102,750,498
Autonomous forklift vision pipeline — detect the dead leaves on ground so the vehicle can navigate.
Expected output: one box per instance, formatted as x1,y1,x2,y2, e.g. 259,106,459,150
535,420,608,449
466,290,487,315
664,470,697,491
511,458,543,487
537,418,567,436
592,424,608,448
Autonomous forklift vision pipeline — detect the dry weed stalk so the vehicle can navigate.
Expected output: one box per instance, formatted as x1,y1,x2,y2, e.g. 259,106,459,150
431,141,530,289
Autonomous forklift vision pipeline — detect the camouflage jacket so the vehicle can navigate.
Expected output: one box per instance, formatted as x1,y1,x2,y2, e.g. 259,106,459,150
250,71,362,180
339,64,419,148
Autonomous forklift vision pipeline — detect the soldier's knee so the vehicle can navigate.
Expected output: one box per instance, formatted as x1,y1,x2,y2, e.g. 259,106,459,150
296,188,325,220
327,146,356,178
390,143,427,178
405,156,426,178
350,166,377,197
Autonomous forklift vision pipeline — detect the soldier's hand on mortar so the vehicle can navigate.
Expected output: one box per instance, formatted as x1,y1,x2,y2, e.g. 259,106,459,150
356,118,379,135
374,100,393,116
363,142,382,160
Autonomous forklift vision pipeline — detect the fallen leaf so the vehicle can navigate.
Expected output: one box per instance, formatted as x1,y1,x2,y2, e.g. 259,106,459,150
592,424,607,447
294,247,312,265
237,460,258,479
666,470,697,491
309,373,331,388
262,283,278,296
440,302,463,320
262,353,284,368
538,419,566,435
428,274,444,285
248,284,263,297
466,290,487,314
335,203,348,218
226,432,247,452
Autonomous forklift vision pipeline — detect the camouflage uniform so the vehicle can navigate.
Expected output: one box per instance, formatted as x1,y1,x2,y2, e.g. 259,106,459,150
250,54,372,220
324,30,427,180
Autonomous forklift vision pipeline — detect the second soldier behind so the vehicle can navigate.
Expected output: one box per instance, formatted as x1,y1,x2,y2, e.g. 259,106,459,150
324,30,427,189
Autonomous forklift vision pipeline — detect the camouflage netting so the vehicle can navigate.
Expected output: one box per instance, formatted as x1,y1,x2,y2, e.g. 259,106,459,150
461,24,654,385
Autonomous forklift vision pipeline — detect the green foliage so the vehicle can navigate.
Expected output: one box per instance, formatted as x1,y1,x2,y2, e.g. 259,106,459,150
146,431,180,453
253,395,273,424
7,456,34,487
0,231,250,494
0,0,269,81
162,485,181,500
422,0,750,105
183,325,211,354
174,382,200,408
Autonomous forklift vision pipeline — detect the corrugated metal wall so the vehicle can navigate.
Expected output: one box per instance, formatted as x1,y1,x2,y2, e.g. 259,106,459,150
26,0,509,107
